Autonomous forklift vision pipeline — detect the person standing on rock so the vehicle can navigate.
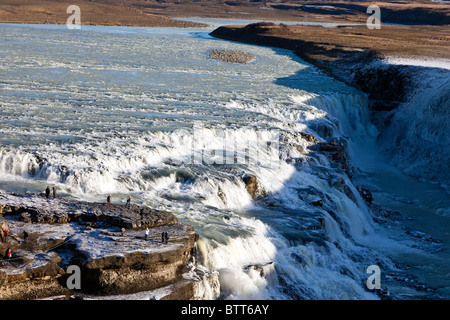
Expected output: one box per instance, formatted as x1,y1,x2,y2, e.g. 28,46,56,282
5,248,12,261
107,194,111,206
161,232,165,244
45,186,50,199
53,186,56,198
126,196,131,205
145,227,149,241
165,231,169,244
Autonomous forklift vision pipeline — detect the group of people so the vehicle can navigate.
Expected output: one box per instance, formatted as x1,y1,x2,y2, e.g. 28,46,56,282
143,229,169,244
106,195,131,206
1,221,11,261
47,188,133,206
45,186,57,199
46,191,132,206
1,225,11,261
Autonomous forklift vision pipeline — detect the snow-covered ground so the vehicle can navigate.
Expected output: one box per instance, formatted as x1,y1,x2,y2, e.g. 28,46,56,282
384,57,450,70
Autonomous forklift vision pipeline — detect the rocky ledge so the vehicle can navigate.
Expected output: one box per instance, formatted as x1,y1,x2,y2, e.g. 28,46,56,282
0,191,219,300
208,49,256,64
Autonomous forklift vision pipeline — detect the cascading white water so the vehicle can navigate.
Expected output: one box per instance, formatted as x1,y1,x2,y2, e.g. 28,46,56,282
1,21,444,300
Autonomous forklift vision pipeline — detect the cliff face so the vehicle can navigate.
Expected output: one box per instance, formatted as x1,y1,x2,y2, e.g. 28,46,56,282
0,191,219,300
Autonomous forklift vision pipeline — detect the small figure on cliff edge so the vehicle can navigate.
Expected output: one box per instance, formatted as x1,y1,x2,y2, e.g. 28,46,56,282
145,227,149,241
2,229,9,243
161,231,169,244
53,186,57,198
45,186,50,199
126,196,131,205
5,248,12,261
165,231,169,244
107,194,111,206
161,232,167,244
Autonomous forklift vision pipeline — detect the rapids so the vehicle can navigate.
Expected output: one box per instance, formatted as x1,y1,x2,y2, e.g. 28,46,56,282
0,20,448,299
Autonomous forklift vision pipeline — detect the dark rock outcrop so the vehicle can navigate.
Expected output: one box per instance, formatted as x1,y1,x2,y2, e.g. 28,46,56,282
352,65,411,111
299,132,319,144
242,174,266,199
0,191,219,300
310,139,349,170
2,198,178,230
357,186,374,204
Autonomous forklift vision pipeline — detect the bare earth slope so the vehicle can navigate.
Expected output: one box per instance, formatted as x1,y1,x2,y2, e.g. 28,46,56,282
0,0,205,27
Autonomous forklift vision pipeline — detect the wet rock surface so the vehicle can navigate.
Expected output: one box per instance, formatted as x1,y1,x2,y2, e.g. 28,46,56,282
1,194,178,229
0,191,218,300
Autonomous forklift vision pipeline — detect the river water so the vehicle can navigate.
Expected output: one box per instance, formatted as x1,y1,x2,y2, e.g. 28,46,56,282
0,20,448,299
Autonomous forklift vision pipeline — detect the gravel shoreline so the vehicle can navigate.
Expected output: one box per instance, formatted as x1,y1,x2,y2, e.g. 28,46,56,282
208,49,256,64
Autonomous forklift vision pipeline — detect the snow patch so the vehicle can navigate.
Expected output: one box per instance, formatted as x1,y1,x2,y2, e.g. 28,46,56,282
384,57,450,71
